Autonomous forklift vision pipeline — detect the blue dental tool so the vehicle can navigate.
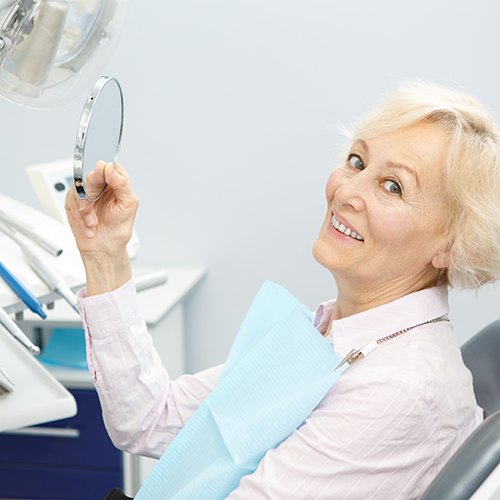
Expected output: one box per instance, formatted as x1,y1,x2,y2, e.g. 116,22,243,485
0,261,46,319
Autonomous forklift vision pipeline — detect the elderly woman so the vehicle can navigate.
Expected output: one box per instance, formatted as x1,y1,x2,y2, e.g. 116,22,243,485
66,82,500,499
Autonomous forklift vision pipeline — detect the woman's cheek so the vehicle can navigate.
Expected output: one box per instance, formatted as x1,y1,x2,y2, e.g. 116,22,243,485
379,209,414,244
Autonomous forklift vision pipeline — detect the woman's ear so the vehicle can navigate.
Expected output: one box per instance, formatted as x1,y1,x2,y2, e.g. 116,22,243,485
432,251,449,269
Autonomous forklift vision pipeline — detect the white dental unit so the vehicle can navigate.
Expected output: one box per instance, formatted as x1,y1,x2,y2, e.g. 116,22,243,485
0,194,83,431
0,0,129,430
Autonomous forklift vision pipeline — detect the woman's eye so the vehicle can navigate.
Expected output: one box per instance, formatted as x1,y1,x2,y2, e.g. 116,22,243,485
347,154,364,170
383,180,402,196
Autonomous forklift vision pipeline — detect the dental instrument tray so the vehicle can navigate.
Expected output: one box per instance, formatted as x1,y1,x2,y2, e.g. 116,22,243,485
0,366,14,395
0,319,76,431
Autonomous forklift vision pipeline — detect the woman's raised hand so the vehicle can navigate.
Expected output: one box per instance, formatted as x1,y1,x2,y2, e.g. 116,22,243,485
65,161,139,295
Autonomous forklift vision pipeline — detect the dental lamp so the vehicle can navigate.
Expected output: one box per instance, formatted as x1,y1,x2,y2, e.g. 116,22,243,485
0,0,128,108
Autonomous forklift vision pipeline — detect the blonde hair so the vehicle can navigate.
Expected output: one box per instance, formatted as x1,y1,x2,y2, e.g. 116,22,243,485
351,81,500,289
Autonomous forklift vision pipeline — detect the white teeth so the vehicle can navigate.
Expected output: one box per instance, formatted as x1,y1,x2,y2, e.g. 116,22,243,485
331,215,364,241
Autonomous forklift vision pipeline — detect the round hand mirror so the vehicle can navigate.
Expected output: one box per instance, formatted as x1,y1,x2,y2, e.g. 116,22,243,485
73,76,124,201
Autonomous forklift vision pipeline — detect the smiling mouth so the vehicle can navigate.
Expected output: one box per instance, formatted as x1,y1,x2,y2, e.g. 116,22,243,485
331,214,364,241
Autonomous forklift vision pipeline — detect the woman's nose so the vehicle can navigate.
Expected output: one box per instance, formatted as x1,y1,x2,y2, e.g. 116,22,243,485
333,173,368,213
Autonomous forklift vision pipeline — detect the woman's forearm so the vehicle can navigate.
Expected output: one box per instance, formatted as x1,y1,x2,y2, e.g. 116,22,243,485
83,249,132,296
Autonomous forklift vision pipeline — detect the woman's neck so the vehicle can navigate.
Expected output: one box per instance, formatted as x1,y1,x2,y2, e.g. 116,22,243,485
331,272,439,321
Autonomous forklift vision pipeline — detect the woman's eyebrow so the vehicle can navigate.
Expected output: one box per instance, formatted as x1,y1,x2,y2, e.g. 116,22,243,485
386,161,420,187
354,139,420,187
354,139,369,152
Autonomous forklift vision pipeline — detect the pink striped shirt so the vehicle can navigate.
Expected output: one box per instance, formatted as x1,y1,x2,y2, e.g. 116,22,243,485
78,282,483,499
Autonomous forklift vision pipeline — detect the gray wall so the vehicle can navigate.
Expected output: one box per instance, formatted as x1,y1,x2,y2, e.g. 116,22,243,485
1,0,498,373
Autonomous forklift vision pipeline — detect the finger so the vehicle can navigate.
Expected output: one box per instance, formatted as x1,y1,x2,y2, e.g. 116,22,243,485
84,160,107,199
113,162,130,180
64,189,78,220
65,185,77,209
67,185,98,229
65,188,96,237
65,186,85,219
73,197,97,228
103,162,136,204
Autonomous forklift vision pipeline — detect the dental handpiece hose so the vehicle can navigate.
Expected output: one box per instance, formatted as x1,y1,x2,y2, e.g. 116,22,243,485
23,246,80,314
0,305,40,355
0,222,79,314
0,209,63,257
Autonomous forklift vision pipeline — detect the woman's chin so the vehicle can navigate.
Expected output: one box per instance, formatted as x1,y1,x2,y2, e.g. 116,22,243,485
312,239,343,273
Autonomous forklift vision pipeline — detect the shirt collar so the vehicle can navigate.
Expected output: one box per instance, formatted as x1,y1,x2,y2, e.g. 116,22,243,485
313,285,449,358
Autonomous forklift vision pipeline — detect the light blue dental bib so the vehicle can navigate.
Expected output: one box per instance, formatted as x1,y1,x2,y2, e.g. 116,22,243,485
136,281,347,499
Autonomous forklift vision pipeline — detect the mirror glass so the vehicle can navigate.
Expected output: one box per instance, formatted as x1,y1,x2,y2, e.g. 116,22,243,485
73,76,124,201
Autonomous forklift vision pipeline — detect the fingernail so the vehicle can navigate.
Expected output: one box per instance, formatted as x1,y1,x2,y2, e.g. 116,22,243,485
78,199,90,212
85,214,95,226
85,229,95,238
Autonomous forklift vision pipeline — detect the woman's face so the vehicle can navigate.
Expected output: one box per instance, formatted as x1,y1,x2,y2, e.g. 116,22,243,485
313,122,451,292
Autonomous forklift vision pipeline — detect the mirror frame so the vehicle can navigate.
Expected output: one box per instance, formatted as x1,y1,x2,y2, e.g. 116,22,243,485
73,75,124,201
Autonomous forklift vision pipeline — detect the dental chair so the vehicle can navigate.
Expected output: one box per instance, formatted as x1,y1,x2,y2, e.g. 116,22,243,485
421,319,500,500
105,488,133,499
